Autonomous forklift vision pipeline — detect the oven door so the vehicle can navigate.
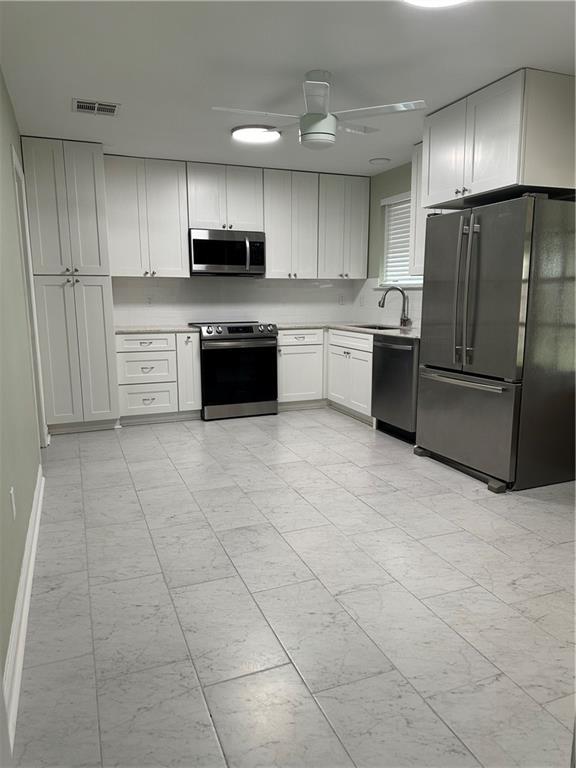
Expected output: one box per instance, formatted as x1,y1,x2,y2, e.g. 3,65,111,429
189,229,265,275
200,338,278,419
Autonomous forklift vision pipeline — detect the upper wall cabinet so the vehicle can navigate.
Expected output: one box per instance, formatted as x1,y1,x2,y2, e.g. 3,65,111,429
318,174,369,279
23,137,110,275
105,156,189,278
264,169,318,279
187,162,264,231
422,69,575,208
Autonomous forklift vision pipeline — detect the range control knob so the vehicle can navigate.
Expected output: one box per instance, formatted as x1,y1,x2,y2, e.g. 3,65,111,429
258,324,265,332
216,325,223,334
206,325,214,335
267,324,274,332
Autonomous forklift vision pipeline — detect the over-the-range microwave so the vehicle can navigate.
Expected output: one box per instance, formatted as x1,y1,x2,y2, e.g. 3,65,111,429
189,229,265,276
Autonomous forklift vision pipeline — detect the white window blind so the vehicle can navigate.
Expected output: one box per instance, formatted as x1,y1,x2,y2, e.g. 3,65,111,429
380,194,422,286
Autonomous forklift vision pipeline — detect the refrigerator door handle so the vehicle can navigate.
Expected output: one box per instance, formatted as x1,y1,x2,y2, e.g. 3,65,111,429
462,214,480,364
420,371,506,394
452,217,468,366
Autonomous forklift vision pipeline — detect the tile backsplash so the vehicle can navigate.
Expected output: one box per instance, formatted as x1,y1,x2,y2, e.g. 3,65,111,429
112,276,422,328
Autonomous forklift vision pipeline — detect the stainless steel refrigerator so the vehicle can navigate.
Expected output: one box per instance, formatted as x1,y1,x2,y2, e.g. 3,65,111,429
416,196,574,492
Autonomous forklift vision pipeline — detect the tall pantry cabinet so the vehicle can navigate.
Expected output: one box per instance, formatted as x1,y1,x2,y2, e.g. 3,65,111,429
22,137,118,426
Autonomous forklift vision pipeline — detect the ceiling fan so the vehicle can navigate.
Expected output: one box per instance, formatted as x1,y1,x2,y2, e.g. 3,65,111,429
213,70,426,150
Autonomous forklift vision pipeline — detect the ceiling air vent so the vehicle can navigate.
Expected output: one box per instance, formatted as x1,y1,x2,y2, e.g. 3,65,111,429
72,98,120,117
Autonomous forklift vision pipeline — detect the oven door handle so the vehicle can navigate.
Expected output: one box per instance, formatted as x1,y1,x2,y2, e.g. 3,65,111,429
202,339,277,350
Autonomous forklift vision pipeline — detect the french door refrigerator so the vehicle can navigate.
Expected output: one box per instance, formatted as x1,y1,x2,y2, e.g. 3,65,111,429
416,196,574,492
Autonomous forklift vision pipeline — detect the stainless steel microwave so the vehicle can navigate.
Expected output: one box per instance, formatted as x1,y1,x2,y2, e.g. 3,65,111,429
189,229,266,276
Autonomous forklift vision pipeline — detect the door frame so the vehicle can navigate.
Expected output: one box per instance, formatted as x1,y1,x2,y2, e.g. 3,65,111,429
12,146,49,447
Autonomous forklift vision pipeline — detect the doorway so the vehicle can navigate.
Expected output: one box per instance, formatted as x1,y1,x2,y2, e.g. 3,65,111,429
11,146,48,448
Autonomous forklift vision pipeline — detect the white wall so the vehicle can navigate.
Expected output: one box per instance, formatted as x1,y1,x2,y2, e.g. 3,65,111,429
112,276,422,328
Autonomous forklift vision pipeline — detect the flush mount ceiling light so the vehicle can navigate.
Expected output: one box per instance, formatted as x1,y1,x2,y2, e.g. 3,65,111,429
403,0,470,7
231,125,281,144
369,157,391,166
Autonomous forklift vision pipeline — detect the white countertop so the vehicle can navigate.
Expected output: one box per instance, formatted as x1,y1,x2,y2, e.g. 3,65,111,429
115,323,420,339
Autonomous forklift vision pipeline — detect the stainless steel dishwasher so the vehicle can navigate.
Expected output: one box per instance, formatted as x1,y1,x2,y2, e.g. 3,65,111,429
372,335,420,438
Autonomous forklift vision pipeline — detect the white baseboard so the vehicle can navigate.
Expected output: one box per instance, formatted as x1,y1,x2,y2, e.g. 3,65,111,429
2,464,44,753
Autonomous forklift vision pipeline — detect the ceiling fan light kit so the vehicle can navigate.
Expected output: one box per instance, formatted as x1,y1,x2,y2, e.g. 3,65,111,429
216,70,426,151
231,125,281,144
299,113,338,150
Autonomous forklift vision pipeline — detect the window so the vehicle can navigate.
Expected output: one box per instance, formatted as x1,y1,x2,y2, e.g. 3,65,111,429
379,193,423,287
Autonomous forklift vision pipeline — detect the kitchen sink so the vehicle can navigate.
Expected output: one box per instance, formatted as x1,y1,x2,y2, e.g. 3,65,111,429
355,324,401,330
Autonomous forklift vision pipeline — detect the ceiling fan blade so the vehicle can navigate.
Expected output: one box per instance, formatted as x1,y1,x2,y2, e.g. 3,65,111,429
212,107,299,120
338,123,380,135
333,100,427,121
303,79,330,115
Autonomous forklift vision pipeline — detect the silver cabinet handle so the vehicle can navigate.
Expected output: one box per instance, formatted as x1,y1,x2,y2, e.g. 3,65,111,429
139,341,153,347
294,335,305,341
278,348,282,355
228,224,233,229
421,372,505,394
339,273,344,278
455,188,462,195
151,270,157,276
344,273,349,278
294,273,297,278
185,335,192,343
65,278,72,284
462,187,471,194
73,267,79,273
288,273,292,278
144,270,149,276
140,366,154,373
64,267,71,274
221,224,226,229
142,397,156,404
74,278,80,284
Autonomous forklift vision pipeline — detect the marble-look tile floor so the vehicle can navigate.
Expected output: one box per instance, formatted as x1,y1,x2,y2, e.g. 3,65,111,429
14,407,575,768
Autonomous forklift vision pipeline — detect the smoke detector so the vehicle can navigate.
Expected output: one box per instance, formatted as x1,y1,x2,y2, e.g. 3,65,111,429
72,98,120,117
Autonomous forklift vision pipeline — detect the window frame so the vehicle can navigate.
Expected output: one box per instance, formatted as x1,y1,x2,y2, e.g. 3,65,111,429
378,192,423,290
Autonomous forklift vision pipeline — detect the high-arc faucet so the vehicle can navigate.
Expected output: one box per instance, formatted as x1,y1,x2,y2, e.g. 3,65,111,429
378,286,411,327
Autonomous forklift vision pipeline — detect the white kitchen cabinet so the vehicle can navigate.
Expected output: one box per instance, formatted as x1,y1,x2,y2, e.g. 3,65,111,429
327,345,348,407
34,275,84,424
117,351,177,385
348,349,373,416
186,163,227,229
422,69,575,208
105,156,189,277
118,383,178,417
73,277,119,421
104,155,148,277
410,143,448,276
226,165,264,230
318,174,369,279
277,329,323,403
264,169,318,279
34,275,118,425
187,162,263,231
327,330,373,417
63,142,110,275
23,138,110,275
22,138,72,275
145,159,189,277
176,333,202,411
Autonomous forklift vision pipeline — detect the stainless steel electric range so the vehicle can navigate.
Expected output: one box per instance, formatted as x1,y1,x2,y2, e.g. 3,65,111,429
189,321,278,420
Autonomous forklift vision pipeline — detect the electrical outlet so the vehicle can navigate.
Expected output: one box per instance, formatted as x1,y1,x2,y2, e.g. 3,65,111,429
337,294,344,306
9,486,16,520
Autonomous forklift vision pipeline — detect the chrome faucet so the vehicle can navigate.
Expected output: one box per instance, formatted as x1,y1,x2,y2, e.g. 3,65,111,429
378,286,411,327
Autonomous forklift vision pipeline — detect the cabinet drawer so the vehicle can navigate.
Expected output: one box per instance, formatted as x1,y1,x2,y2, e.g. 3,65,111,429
117,351,176,385
278,329,324,346
119,382,178,416
115,333,176,352
328,329,373,353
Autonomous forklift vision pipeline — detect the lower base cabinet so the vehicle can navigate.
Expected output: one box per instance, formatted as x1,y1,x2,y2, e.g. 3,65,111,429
116,331,201,417
327,330,373,417
34,275,118,425
277,329,324,403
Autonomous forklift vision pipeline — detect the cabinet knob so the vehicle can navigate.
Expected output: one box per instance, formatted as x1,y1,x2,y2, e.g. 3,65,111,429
339,273,344,278
64,267,71,274
65,278,72,284
144,271,149,276
151,270,157,276
294,273,297,278
462,187,471,194
222,224,226,229
288,273,292,278
454,188,462,195
344,273,349,278
228,224,233,229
